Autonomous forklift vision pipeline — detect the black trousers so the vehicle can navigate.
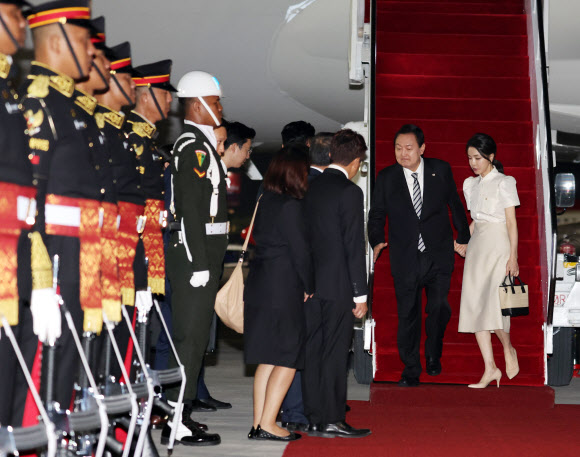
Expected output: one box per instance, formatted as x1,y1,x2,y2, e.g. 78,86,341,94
166,232,221,402
43,235,85,409
0,303,36,426
302,297,354,424
393,252,452,378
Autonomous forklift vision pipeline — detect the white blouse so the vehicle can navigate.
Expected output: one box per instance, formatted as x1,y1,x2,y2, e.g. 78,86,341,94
463,168,520,223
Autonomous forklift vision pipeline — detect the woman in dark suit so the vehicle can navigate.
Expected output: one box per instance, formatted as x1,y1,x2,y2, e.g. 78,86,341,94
244,146,313,441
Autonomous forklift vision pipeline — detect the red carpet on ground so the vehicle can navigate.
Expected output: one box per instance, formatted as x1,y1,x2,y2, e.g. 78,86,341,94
283,384,580,457
373,0,544,385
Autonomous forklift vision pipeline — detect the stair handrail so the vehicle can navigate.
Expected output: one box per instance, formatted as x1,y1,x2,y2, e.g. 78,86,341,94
349,0,365,85
527,0,557,325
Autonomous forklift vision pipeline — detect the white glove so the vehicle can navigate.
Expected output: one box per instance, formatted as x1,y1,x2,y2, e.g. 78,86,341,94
190,270,210,288
30,288,62,346
135,290,154,316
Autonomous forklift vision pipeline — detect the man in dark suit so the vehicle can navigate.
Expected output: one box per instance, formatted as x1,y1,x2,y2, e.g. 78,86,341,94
368,124,470,386
302,129,371,438
281,131,333,432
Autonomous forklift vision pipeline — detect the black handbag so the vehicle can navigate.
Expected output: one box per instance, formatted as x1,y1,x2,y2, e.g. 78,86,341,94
499,275,529,317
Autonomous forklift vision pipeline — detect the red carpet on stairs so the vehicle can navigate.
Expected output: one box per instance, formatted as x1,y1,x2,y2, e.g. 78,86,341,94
283,385,580,457
372,0,544,386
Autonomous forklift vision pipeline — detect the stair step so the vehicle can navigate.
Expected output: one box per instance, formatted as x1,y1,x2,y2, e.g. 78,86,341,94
376,118,532,144
378,31,527,56
376,74,530,99
376,96,531,121
377,1,525,15
373,350,545,386
376,52,529,77
374,142,534,166
377,11,527,36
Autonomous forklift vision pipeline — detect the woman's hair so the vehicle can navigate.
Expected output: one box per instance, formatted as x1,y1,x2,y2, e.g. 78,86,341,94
466,133,504,174
263,144,309,199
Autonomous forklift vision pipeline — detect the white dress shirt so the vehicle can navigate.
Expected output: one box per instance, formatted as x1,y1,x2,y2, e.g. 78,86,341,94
402,158,424,201
184,119,217,149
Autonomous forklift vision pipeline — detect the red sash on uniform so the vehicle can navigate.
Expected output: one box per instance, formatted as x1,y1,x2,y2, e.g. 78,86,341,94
142,198,165,295
116,201,144,306
0,182,35,325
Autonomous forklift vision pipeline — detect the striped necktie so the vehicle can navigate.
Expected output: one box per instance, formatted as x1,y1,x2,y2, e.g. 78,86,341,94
412,172,426,252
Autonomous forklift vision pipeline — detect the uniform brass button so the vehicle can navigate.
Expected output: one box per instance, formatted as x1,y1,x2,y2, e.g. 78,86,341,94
100,188,105,194
113,179,117,184
95,165,100,170
137,185,141,189
89,142,94,147
33,179,38,186
109,159,113,163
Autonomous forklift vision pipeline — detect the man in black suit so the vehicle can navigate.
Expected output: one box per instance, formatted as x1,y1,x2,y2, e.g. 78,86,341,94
368,124,470,386
281,131,334,432
302,129,371,438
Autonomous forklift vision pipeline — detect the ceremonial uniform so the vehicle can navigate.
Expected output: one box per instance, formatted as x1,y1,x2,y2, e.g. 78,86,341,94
167,120,229,402
124,110,165,295
0,52,52,427
20,61,103,407
75,88,121,324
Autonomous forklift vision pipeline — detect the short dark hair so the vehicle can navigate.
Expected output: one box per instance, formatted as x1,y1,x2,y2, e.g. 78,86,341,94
466,133,504,174
394,124,425,148
224,121,256,150
330,129,367,166
263,144,309,199
309,132,333,166
281,121,315,147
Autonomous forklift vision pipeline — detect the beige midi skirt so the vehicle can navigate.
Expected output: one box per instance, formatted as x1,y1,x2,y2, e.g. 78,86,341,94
458,221,511,333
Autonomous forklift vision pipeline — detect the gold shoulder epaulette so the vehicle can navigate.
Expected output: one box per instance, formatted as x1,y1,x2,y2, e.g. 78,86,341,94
104,110,124,129
130,121,155,139
0,53,11,80
27,74,50,98
75,93,97,115
95,111,105,129
49,74,74,98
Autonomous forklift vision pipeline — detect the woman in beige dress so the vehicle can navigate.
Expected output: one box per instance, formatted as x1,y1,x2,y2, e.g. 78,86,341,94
458,133,520,388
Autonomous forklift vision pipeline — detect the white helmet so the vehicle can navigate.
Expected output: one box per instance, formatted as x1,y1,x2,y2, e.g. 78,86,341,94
177,71,222,98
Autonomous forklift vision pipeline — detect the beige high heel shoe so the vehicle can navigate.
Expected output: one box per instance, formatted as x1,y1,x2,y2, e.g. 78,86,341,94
468,368,502,388
506,348,520,379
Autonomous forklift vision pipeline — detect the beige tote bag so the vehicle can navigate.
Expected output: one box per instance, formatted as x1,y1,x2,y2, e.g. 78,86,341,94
214,198,260,334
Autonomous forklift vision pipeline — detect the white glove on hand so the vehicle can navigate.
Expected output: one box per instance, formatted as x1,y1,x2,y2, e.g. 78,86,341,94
135,290,154,315
31,288,62,346
190,270,210,288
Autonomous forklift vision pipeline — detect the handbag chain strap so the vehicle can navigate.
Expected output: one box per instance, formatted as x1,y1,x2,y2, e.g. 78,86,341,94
239,195,262,262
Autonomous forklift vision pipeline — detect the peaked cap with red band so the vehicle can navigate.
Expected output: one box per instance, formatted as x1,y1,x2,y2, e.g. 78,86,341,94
26,0,93,31
0,0,30,7
105,41,139,77
90,16,106,50
132,59,177,92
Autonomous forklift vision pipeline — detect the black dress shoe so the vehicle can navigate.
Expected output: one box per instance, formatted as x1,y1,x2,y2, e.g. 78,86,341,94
318,421,371,438
306,423,334,437
255,426,301,442
201,396,232,410
397,376,420,387
281,421,309,432
190,399,217,412
160,423,221,446
426,357,442,376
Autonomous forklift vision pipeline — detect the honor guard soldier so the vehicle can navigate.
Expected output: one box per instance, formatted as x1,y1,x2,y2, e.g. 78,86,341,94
124,60,175,302
0,0,59,427
95,41,143,378
163,71,228,446
75,17,123,331
20,0,102,410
